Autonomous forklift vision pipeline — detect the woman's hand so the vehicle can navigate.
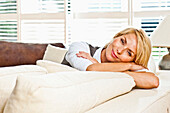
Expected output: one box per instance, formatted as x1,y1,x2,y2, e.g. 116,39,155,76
130,62,147,71
76,51,99,63
125,71,159,89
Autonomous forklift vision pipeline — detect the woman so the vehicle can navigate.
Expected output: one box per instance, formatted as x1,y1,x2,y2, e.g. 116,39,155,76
62,28,159,89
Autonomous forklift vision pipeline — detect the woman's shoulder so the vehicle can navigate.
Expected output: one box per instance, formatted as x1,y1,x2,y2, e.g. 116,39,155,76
69,41,89,48
70,41,88,45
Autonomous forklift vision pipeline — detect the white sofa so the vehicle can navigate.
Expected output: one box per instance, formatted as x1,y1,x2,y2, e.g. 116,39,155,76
0,44,170,113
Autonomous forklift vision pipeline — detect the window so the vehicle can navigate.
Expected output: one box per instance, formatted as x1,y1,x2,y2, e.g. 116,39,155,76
0,0,17,41
0,0,65,43
133,0,170,65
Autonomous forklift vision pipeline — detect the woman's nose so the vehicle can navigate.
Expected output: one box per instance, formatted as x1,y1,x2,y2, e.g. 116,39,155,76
117,48,123,54
117,46,126,54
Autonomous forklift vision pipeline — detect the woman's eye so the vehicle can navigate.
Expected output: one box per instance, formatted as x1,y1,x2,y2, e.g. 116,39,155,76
121,39,125,45
128,51,132,56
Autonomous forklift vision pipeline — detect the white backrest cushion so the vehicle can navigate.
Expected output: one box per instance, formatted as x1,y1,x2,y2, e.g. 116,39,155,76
4,71,135,113
36,60,78,73
0,75,17,113
43,44,67,63
148,56,156,74
0,65,47,113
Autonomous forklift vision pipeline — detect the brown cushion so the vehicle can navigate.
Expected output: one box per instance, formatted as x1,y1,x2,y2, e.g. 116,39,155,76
0,41,65,67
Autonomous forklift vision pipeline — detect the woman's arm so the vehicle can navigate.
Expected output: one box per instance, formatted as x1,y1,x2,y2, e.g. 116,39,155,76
86,62,144,72
125,71,159,89
65,42,94,71
86,63,159,89
76,51,99,63
77,51,145,72
78,51,159,89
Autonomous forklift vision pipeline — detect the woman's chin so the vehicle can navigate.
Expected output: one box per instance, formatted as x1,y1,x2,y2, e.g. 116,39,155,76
106,55,115,62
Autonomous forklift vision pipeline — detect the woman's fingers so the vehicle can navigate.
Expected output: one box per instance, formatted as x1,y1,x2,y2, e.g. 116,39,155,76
76,51,99,63
76,51,90,59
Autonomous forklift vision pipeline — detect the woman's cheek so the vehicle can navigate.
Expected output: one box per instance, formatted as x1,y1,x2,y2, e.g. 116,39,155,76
119,54,127,62
106,50,113,61
121,56,131,62
112,38,119,46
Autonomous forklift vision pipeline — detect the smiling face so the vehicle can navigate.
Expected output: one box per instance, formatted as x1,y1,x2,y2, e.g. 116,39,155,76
102,33,138,63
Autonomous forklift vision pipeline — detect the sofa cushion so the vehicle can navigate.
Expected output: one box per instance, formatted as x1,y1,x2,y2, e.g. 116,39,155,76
43,44,67,63
0,65,48,113
36,60,78,73
0,41,65,67
148,56,156,74
0,65,47,77
0,76,17,113
4,71,135,113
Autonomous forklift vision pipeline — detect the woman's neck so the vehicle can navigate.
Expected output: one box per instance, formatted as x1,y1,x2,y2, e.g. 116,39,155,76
101,48,107,63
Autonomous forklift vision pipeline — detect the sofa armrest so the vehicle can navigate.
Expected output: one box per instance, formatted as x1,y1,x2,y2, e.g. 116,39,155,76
36,60,78,73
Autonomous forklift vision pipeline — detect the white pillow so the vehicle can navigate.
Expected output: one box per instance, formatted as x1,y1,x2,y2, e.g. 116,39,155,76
0,65,47,77
43,44,67,63
0,65,47,113
0,76,17,113
36,60,78,73
148,56,156,74
4,71,135,113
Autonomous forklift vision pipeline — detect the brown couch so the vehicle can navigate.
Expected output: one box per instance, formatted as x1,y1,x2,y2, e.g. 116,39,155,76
0,41,65,67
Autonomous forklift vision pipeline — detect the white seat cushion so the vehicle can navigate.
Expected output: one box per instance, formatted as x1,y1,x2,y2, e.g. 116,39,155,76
148,56,156,74
86,71,170,113
4,71,135,113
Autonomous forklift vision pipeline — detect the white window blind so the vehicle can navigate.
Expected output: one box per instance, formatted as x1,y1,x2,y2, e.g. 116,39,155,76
20,0,65,43
0,0,17,41
70,0,128,46
21,20,64,43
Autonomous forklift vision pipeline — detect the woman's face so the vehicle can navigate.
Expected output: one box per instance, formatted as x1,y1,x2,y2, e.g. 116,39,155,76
105,33,137,62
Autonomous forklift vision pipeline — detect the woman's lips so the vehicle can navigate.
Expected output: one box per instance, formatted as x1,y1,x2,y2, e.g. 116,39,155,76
111,49,118,58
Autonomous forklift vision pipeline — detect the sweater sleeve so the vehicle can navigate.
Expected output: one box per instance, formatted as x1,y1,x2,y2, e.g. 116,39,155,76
65,42,93,71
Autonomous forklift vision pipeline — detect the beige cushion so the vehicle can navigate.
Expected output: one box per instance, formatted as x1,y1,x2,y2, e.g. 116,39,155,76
43,44,67,63
0,76,17,113
4,71,135,113
36,60,78,73
0,65,47,77
0,65,48,113
86,88,170,113
86,71,170,113
148,56,156,74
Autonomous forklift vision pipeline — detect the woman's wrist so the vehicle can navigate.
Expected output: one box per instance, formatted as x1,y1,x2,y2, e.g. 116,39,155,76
128,62,145,71
89,57,99,63
128,63,133,71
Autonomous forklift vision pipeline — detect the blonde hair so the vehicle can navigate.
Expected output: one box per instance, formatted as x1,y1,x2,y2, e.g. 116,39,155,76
104,28,151,68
